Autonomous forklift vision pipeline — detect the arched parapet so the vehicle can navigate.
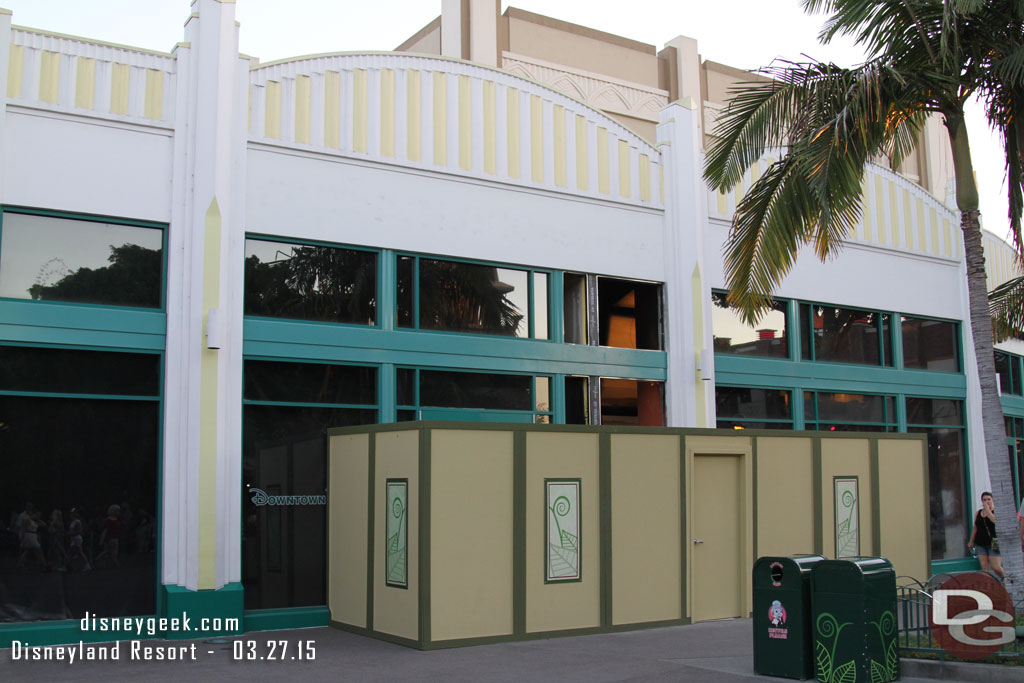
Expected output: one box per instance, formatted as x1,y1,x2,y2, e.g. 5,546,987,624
983,229,1023,292
707,156,962,262
248,52,664,208
6,26,176,126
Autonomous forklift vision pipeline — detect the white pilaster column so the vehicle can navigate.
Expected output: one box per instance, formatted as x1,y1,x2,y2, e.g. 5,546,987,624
163,0,248,594
0,9,12,204
658,99,715,427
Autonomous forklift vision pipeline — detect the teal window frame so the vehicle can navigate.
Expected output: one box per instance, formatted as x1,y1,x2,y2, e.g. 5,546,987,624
395,366,554,423
803,390,899,432
899,314,962,374
996,350,1023,396
710,289,793,361
243,234,381,329
0,205,169,313
394,251,553,342
798,300,895,368
714,384,795,430
241,355,381,414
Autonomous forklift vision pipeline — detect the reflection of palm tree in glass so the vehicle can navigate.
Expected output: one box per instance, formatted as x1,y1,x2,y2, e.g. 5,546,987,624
244,245,377,323
28,244,162,308
418,260,523,336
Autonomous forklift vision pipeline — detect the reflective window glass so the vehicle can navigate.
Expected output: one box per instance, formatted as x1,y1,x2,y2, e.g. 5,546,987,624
801,304,885,365
0,396,159,621
712,291,788,357
419,370,532,410
533,272,549,340
909,426,966,560
565,376,589,425
906,397,963,426
598,278,661,350
716,420,793,430
535,376,550,413
244,360,376,406
715,387,791,420
0,345,160,396
418,260,529,337
0,212,163,308
396,256,414,329
600,378,664,426
901,317,958,372
244,239,377,325
396,368,415,406
806,392,892,424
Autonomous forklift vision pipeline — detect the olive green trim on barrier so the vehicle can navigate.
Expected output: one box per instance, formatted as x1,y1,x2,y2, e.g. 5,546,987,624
512,431,527,637
366,433,376,632
870,440,882,556
599,433,612,629
923,443,933,570
812,437,823,555
329,617,691,651
417,427,432,644
326,421,930,441
751,437,758,560
244,606,329,633
679,435,688,622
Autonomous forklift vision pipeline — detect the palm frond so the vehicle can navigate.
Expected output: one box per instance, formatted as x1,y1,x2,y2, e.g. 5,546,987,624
989,275,1024,341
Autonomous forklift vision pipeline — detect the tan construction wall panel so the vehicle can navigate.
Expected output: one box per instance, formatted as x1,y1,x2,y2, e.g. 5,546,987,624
525,432,601,633
878,439,930,580
373,430,420,641
754,437,815,556
610,434,681,625
328,434,369,627
430,430,515,641
820,439,872,559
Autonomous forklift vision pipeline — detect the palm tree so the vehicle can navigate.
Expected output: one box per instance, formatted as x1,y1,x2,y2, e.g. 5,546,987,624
990,276,1024,340
704,0,1024,597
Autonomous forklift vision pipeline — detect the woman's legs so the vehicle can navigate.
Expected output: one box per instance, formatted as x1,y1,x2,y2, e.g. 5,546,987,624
978,552,991,572
988,554,1005,579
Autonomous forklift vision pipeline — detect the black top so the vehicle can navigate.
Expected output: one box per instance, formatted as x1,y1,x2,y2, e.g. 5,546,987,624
974,511,996,547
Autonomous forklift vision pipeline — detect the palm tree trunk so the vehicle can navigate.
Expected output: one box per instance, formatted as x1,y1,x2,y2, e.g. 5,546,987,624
949,115,1023,600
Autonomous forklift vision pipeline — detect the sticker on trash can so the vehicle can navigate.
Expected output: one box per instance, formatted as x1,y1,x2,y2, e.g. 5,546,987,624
768,600,788,639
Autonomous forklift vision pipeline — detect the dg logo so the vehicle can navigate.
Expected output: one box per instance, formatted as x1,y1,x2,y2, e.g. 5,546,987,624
929,572,1016,659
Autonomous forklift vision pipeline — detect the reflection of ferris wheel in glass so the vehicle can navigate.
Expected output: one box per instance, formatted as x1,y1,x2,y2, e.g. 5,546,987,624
35,257,72,288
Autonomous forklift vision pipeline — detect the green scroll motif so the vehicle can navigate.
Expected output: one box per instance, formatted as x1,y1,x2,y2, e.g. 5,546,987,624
546,480,580,581
815,612,854,683
385,479,407,588
869,610,898,683
833,477,859,558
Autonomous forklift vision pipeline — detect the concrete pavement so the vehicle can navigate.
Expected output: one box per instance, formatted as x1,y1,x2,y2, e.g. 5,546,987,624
0,618,995,682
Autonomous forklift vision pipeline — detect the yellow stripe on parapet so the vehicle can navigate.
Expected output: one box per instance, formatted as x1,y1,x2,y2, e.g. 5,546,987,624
716,190,727,216
597,127,609,194
860,178,872,242
198,198,222,591
75,57,95,110
553,104,566,187
639,154,650,202
380,69,395,157
691,265,706,427
874,176,887,244
353,68,368,153
294,74,311,144
506,86,520,178
530,94,543,183
458,74,471,171
618,140,630,199
929,207,939,255
39,50,60,104
144,69,163,120
902,190,913,249
433,72,446,166
483,80,496,174
111,62,130,114
916,198,926,251
264,80,281,139
406,69,421,161
324,70,340,148
943,218,952,257
888,181,900,246
7,44,23,98
575,115,588,191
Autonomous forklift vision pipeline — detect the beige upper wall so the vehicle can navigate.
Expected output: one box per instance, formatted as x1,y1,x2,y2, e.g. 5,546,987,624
504,8,659,88
395,16,442,54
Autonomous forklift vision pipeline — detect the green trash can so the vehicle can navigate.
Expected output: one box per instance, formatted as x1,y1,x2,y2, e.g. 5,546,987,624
810,557,899,683
753,554,826,679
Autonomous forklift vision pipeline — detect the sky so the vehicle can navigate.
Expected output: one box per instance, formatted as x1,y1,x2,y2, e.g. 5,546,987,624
1,0,1012,244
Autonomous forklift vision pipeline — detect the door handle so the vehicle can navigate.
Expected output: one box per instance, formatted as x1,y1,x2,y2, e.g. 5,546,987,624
693,539,704,545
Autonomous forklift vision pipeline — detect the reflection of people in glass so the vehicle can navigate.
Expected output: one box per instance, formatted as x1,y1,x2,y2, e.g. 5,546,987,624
96,504,121,567
967,492,1004,579
47,509,67,571
17,503,46,569
67,508,91,570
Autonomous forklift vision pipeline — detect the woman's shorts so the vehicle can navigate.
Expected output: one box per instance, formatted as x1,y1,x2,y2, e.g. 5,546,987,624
976,544,1001,557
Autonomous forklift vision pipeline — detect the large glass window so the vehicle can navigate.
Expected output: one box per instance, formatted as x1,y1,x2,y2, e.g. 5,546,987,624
397,255,549,339
599,378,664,426
242,359,377,610
0,210,164,308
715,386,792,430
395,368,551,423
901,316,959,372
906,396,966,561
0,345,160,623
597,278,662,350
804,392,897,432
995,351,1023,395
244,238,377,325
712,291,788,358
800,303,892,366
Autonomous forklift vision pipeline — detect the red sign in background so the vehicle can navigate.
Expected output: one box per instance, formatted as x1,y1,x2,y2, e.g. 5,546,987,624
928,572,1016,659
